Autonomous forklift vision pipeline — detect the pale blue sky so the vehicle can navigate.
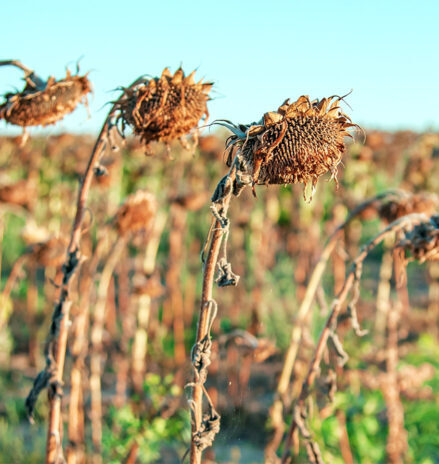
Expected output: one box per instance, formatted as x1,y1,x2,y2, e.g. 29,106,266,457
1,0,438,136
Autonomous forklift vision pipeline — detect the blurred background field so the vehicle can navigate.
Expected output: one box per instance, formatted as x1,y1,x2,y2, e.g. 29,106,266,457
1,130,439,463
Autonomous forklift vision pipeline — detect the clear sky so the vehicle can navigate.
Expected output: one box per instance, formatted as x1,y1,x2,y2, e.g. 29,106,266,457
1,0,438,136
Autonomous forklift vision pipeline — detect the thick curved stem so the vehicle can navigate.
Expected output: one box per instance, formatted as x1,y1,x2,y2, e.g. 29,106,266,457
28,103,120,464
0,59,35,75
0,60,45,89
189,170,235,464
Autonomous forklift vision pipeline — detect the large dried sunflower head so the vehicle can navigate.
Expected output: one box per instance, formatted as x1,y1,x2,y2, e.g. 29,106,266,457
219,95,356,195
0,67,91,128
398,215,439,262
114,190,157,235
378,192,439,224
115,67,212,148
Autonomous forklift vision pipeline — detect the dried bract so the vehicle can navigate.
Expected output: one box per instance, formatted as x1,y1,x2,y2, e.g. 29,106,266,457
115,67,212,148
114,190,157,235
0,68,91,128
398,215,439,262
379,192,439,223
219,95,356,194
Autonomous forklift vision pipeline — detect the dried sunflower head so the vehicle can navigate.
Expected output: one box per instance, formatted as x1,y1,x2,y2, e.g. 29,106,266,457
0,61,91,128
378,192,439,224
114,190,157,236
218,95,356,196
0,177,37,210
115,67,212,149
398,215,439,262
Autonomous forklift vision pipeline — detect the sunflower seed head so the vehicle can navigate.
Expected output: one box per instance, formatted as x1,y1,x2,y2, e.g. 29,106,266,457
222,95,356,193
115,67,212,149
0,72,91,128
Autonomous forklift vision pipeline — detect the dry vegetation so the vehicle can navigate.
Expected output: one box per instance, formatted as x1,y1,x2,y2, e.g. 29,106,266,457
1,61,439,464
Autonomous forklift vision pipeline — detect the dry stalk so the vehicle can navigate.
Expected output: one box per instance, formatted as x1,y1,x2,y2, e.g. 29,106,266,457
266,191,403,457
131,210,167,392
25,77,145,464
383,301,407,463
163,202,189,368
27,266,39,367
123,442,139,464
188,95,356,462
188,166,237,464
114,253,133,408
266,234,339,459
66,235,108,464
374,240,393,344
381,240,409,462
280,213,428,463
335,410,354,464
90,236,127,463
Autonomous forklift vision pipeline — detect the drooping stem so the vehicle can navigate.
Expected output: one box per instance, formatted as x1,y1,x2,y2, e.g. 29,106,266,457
267,189,409,458
0,59,46,89
383,238,408,462
266,233,339,457
131,210,167,392
67,235,107,464
164,204,187,369
0,59,35,75
189,169,236,464
280,213,427,462
21,93,122,464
